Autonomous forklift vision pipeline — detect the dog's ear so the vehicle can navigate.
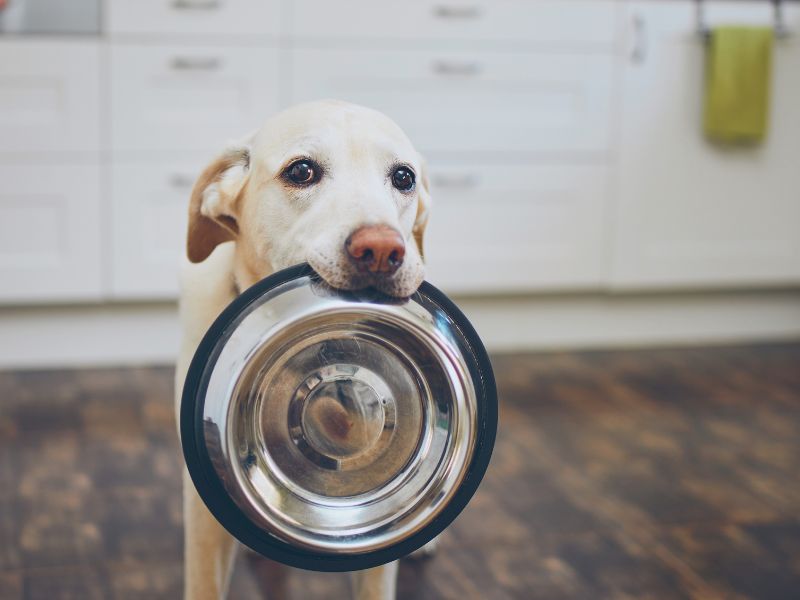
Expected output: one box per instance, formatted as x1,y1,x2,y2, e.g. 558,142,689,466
187,137,253,263
413,157,432,260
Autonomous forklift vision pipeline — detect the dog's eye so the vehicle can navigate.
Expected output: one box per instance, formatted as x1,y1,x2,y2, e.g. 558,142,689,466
284,160,319,185
391,166,415,192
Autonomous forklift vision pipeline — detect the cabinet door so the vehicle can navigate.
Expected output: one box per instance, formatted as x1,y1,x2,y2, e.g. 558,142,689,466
290,48,614,158
613,2,800,288
290,1,617,46
0,40,100,155
110,162,201,299
110,44,280,153
107,0,281,36
0,165,103,303
424,165,609,293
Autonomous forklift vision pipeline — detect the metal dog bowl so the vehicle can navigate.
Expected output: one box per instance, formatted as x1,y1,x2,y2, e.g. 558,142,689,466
181,263,496,571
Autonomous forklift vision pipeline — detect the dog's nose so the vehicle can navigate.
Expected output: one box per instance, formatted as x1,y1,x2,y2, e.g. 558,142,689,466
345,225,405,275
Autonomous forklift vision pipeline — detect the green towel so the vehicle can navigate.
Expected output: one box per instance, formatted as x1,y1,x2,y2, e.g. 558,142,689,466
704,27,774,144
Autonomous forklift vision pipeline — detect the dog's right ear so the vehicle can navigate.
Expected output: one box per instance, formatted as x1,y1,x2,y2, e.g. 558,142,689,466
187,136,253,263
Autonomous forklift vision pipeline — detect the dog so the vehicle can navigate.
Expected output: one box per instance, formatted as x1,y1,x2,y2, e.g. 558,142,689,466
175,100,432,600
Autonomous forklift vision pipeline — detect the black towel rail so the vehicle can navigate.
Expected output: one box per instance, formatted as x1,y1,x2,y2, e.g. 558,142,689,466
696,0,791,40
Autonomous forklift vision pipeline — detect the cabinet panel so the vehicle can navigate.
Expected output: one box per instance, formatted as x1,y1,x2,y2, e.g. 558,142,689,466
0,165,103,303
290,1,617,46
612,2,800,288
110,44,280,153
107,0,281,36
0,40,100,154
110,162,200,299
290,48,614,157
424,165,609,292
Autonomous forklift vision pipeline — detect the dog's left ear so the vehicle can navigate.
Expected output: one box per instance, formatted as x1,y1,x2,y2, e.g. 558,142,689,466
187,136,253,263
413,157,432,260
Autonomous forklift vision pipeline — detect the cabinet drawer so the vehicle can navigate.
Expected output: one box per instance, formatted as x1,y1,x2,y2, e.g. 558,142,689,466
0,40,100,155
290,48,614,157
0,165,103,303
110,44,280,153
424,165,609,292
290,1,617,45
106,0,281,36
110,162,201,299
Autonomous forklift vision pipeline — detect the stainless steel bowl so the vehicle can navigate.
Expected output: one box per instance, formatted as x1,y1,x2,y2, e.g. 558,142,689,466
181,264,497,571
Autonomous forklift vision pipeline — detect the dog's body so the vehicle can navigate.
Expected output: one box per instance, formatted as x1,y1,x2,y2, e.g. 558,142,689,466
175,100,432,600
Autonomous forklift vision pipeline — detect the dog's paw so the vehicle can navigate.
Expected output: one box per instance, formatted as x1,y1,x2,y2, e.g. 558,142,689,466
406,537,439,561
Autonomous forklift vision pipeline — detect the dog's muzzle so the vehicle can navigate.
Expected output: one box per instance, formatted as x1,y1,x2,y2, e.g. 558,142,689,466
180,264,497,572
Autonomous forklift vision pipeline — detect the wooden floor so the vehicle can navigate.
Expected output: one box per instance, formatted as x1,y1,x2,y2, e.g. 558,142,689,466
1,342,799,599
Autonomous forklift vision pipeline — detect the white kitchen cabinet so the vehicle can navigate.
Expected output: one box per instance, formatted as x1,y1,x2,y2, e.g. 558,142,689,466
290,0,617,46
612,1,800,289
0,40,100,155
106,0,282,37
290,48,614,158
110,43,280,154
0,165,103,303
110,162,203,298
424,165,609,292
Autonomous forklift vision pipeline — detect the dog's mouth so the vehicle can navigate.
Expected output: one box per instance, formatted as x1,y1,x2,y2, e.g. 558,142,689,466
310,267,409,298
306,253,423,299
307,273,409,305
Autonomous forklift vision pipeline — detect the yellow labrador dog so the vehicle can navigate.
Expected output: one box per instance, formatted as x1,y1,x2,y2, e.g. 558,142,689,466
175,100,432,600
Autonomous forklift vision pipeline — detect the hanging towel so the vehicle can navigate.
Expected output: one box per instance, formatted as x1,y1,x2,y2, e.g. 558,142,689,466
703,27,774,144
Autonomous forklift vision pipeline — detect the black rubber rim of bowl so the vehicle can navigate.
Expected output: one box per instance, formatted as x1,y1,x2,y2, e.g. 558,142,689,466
180,263,498,572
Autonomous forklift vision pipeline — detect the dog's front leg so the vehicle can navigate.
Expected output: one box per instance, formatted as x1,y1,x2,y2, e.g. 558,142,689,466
184,470,239,600
350,561,399,600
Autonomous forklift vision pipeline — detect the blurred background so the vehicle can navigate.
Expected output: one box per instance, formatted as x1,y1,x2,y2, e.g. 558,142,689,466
1,1,799,599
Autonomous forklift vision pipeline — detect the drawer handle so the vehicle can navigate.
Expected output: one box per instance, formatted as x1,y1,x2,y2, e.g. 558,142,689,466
170,56,221,71
630,14,647,64
432,60,481,76
169,174,196,189
433,5,481,19
172,0,220,9
431,174,479,189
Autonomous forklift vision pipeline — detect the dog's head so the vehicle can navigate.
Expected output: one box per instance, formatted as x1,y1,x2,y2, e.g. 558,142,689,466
186,100,431,297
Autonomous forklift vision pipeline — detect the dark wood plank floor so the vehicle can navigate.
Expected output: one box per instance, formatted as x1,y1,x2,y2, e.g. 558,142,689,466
1,342,799,599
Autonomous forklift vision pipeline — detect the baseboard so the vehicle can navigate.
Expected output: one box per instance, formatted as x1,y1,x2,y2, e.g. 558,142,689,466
457,289,800,353
0,302,181,370
1,289,799,369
